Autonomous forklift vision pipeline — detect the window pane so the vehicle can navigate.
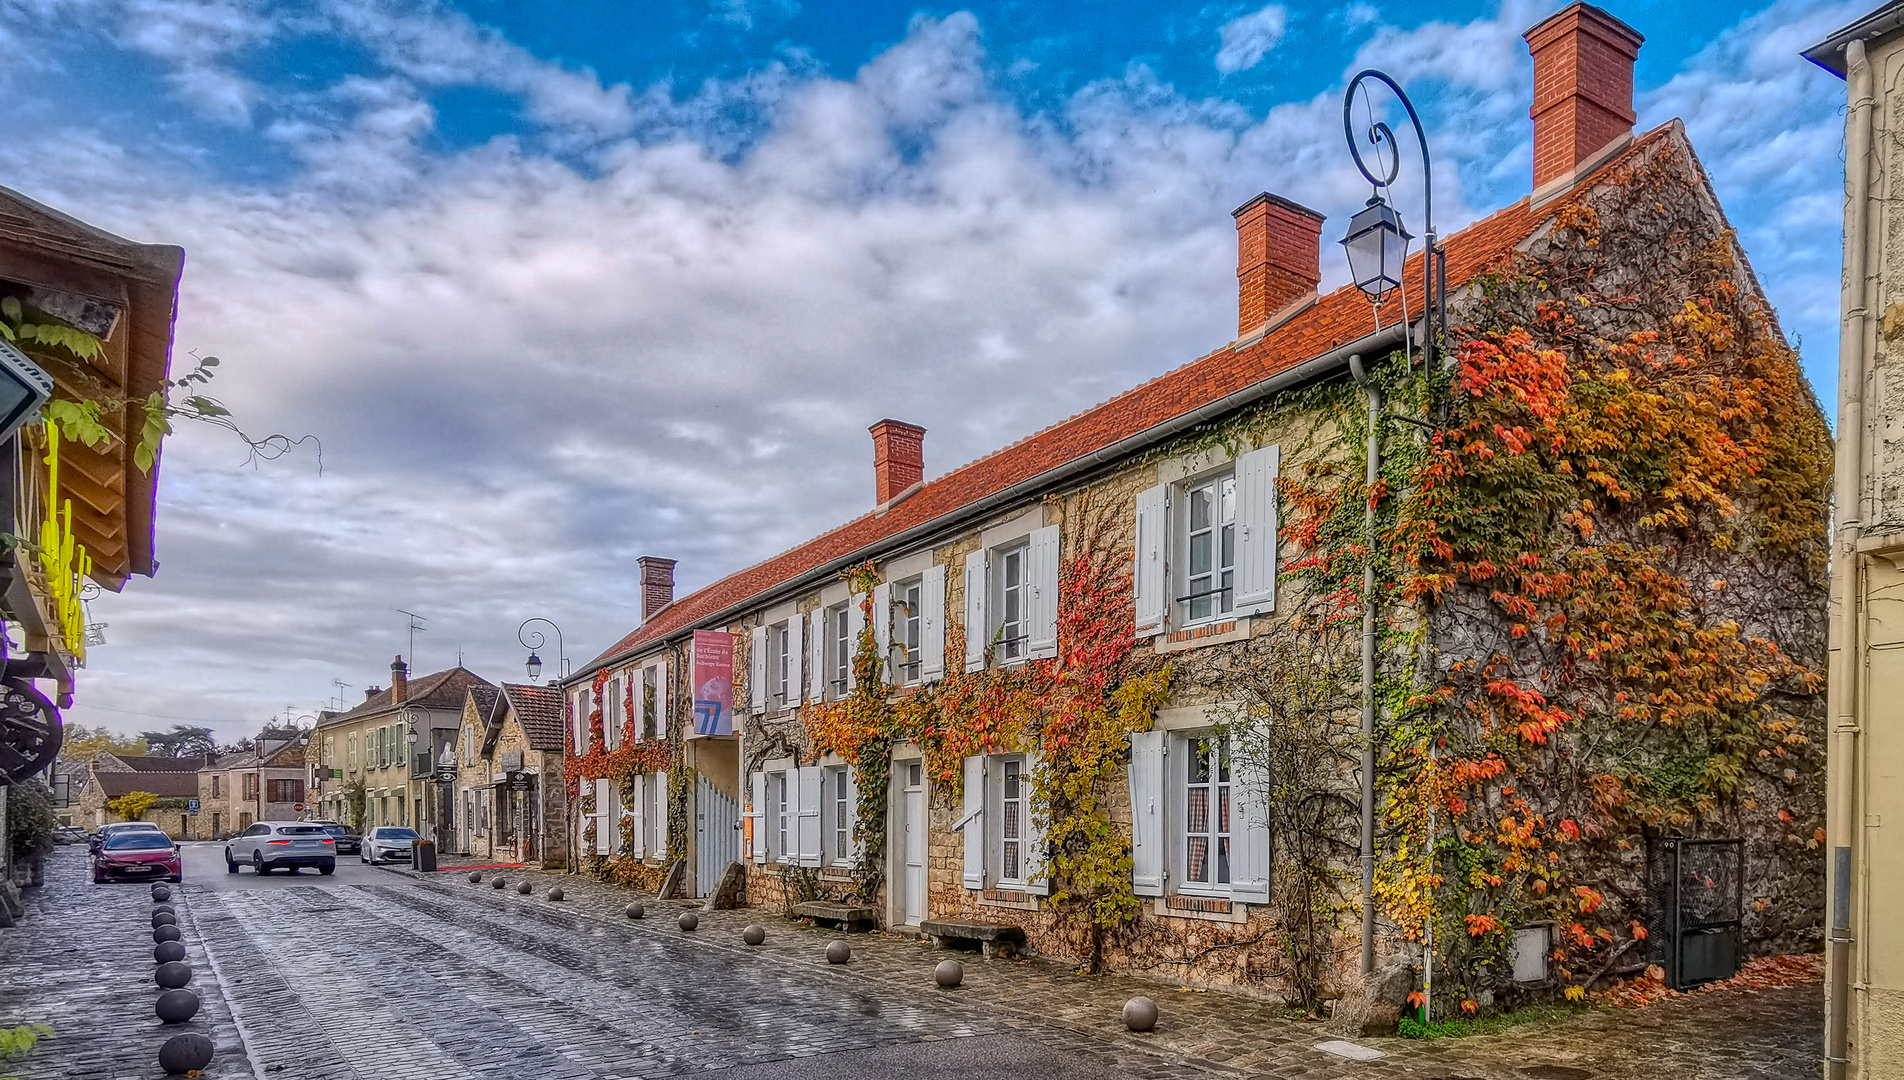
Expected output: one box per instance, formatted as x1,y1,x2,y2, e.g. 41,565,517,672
1189,531,1212,577
1188,741,1211,783
1187,787,1209,833
1190,486,1211,530
1187,837,1209,883
1217,836,1231,885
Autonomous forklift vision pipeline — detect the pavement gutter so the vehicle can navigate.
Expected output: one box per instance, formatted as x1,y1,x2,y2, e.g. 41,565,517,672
177,886,272,1080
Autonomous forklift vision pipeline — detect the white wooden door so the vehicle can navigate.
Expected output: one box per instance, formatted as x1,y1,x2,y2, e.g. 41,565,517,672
902,761,927,925
695,775,740,897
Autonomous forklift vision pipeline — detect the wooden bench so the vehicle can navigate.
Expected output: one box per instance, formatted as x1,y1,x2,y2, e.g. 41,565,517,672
920,918,1027,959
790,901,879,933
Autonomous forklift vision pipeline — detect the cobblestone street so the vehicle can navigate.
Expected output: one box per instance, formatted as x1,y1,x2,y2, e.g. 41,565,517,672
0,847,1821,1080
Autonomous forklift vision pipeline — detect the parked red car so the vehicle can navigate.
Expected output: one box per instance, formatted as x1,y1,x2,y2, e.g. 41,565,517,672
93,830,182,883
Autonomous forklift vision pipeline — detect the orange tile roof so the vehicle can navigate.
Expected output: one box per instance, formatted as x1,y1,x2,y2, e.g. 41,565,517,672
582,125,1678,675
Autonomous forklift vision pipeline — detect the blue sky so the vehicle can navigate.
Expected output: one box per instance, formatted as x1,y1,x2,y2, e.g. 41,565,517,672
0,0,1859,738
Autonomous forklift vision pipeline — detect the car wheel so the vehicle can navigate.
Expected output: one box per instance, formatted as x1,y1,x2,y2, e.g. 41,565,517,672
252,852,268,875
319,860,335,876
92,872,104,884
169,874,182,883
224,851,239,875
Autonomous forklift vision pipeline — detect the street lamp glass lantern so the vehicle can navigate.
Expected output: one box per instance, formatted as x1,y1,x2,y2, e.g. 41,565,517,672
525,650,542,682
1341,196,1412,300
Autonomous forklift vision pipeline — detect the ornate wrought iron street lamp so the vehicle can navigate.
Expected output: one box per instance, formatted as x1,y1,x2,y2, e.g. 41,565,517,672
518,618,569,684
1340,68,1444,368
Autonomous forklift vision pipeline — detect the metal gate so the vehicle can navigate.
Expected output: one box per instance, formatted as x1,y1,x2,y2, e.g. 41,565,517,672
1649,837,1745,990
695,775,739,897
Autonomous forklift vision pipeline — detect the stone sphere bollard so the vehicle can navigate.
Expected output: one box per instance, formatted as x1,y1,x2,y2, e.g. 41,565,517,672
151,911,177,929
155,961,193,989
468,871,483,883
152,924,182,944
155,988,200,1024
517,881,533,895
490,877,507,889
152,903,176,916
153,940,187,964
934,959,964,988
547,886,565,902
625,903,646,920
1122,996,1159,1033
742,925,766,946
826,939,851,965
158,1031,215,1075
678,911,699,932
150,886,172,902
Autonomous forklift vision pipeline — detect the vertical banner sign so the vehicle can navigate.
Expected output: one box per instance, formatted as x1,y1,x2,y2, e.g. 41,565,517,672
691,630,735,737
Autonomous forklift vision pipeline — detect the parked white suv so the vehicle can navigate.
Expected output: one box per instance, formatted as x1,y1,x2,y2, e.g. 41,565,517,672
224,821,336,875
361,827,419,864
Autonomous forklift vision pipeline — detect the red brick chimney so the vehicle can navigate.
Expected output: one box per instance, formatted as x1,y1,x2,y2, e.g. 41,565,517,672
1233,192,1325,342
389,656,408,704
638,556,677,621
1525,3,1644,193
870,419,926,507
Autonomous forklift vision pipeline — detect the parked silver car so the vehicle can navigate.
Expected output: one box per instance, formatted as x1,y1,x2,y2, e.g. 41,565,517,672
223,821,336,875
360,827,419,864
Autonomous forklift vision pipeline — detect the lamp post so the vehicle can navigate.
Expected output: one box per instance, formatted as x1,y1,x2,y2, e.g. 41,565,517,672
518,618,569,684
399,704,427,834
1339,69,1443,986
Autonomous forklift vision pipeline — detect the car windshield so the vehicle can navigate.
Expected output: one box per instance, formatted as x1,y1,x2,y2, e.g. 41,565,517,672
276,826,327,836
319,825,347,836
104,833,173,851
375,828,417,839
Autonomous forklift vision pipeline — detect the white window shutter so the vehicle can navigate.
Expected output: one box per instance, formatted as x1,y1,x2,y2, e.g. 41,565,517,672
846,594,867,691
594,778,615,855
605,677,621,750
808,609,826,702
788,616,805,708
1232,749,1272,904
1232,444,1280,616
964,550,988,673
1135,485,1167,636
845,766,862,864
921,563,946,683
747,771,767,863
1129,730,1166,897
872,582,893,685
796,766,823,868
652,771,668,855
749,626,768,714
961,755,987,890
1027,524,1060,660
660,662,671,732
569,690,583,753
627,773,645,859
1025,752,1050,896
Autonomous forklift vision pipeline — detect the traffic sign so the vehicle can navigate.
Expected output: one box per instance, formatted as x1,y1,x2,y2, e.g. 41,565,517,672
294,803,306,813
186,799,199,815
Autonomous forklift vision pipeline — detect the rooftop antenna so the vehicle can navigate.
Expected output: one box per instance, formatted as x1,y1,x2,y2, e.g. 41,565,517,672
329,678,352,712
395,609,428,669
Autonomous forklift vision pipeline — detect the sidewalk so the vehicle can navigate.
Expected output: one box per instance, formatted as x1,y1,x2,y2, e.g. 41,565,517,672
380,861,1822,1080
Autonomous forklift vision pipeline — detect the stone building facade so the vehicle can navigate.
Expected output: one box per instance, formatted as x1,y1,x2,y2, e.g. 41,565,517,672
566,3,1826,1006
188,736,309,839
311,659,492,840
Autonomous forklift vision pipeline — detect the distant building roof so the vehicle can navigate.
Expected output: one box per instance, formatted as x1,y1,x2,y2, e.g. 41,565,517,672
498,683,564,753
318,667,495,728
465,685,499,721
118,755,209,773
94,770,197,799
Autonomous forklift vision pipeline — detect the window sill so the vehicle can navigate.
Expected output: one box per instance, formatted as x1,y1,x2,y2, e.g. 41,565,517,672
977,888,1039,911
1151,894,1250,924
1153,617,1251,655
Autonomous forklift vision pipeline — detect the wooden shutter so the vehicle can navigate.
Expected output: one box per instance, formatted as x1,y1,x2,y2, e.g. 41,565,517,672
960,755,987,890
807,609,826,702
651,771,668,856
1024,752,1049,896
1135,485,1166,636
796,766,823,868
963,550,988,673
787,616,804,709
747,771,766,863
844,766,862,865
749,626,768,714
594,778,615,855
1027,524,1060,659
1232,444,1280,616
847,594,867,691
921,563,946,683
1232,748,1272,904
1129,729,1166,897
872,582,893,685
627,773,645,859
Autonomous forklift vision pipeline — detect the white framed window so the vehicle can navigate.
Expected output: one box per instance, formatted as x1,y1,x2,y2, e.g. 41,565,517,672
894,578,923,684
604,675,624,750
640,666,658,739
773,771,791,864
823,764,856,866
648,769,668,856
771,623,792,708
957,753,1047,894
995,544,1028,662
998,756,1027,885
1180,474,1237,626
348,734,357,770
828,603,851,698
1179,735,1232,893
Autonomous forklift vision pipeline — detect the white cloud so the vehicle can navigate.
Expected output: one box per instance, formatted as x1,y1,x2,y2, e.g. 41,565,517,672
1215,4,1288,75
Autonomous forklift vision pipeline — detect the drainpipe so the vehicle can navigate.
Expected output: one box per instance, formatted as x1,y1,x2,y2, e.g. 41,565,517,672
1350,353,1380,977
1827,35,1874,1080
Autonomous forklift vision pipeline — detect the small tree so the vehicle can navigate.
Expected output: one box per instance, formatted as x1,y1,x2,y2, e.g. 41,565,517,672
7,781,57,864
343,779,367,833
1216,608,1365,1013
106,790,158,822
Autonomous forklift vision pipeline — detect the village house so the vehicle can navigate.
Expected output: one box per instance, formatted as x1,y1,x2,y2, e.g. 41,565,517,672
563,3,1827,1009
457,683,568,869
453,686,499,857
311,658,491,841
188,734,310,839
75,752,203,836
